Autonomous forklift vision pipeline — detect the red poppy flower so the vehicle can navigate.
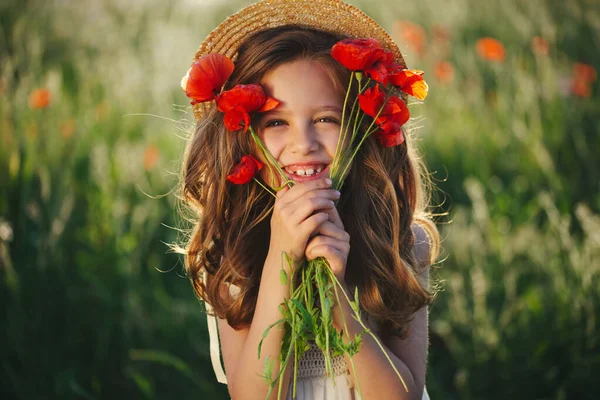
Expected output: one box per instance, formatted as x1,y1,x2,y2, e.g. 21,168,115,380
393,20,427,57
379,95,410,126
227,155,264,184
359,87,410,126
573,62,597,83
476,37,506,62
216,84,279,132
374,119,405,147
331,38,383,71
181,54,234,104
388,68,428,100
434,61,454,85
531,36,549,57
331,38,395,85
364,50,395,85
358,85,386,117
29,88,51,109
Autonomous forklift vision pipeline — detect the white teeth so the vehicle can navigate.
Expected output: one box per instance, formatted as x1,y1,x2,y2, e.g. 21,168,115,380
286,166,326,176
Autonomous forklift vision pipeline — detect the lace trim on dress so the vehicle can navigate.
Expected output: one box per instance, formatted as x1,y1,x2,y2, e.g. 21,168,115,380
296,341,349,380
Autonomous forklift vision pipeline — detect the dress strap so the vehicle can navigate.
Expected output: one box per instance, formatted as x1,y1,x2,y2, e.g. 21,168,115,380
205,301,228,384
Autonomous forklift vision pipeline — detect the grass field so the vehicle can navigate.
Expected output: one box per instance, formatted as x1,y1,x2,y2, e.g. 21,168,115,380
1,0,598,399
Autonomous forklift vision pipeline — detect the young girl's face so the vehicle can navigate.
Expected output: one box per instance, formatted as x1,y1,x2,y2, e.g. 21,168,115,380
257,59,344,185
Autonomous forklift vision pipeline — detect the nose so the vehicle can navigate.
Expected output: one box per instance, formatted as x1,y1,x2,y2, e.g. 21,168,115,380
289,122,319,154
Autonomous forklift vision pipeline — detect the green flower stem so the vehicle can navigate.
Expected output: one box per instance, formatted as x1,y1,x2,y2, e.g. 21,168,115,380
331,72,355,179
337,97,388,182
249,127,293,189
329,271,409,393
329,272,364,399
253,178,277,198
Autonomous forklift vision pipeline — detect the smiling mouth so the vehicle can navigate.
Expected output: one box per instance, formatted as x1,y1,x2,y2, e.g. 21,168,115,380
283,164,327,176
282,164,330,181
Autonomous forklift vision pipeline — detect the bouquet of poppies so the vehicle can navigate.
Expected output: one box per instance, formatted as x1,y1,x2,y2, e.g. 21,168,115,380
182,38,427,400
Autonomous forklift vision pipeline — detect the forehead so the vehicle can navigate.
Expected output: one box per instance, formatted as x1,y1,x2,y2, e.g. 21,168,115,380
261,59,343,106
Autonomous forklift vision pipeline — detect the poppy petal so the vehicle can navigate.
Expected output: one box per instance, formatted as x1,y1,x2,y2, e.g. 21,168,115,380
223,106,249,132
217,84,267,113
375,120,405,147
385,97,411,126
227,155,264,184
389,69,428,99
363,50,395,85
184,54,235,103
331,38,383,71
375,130,405,147
404,78,429,100
259,96,280,112
358,85,386,117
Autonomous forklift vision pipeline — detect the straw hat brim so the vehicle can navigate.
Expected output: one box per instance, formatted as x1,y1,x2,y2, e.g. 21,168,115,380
191,0,406,121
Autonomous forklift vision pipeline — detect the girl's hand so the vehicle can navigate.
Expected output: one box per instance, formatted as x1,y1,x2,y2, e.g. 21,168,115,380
268,178,341,269
305,205,350,281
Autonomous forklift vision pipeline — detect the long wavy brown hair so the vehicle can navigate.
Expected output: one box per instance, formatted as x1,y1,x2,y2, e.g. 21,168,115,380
180,26,440,339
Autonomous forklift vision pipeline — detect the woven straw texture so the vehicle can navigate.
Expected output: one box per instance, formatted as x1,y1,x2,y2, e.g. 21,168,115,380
190,0,406,121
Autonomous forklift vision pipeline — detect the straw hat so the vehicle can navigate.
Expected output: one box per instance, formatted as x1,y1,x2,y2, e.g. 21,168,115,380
190,0,406,121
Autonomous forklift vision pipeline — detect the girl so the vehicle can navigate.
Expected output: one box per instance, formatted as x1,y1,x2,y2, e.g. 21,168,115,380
180,1,439,399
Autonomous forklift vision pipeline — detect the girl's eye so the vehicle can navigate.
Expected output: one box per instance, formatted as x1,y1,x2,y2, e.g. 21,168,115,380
264,120,286,128
315,116,340,124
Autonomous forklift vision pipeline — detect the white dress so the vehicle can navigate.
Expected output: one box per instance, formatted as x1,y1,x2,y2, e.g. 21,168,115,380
205,300,430,400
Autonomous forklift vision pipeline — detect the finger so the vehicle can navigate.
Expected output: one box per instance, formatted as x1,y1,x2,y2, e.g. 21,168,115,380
290,197,336,225
313,221,350,242
323,204,344,230
306,235,350,255
306,244,347,277
276,185,290,199
299,212,330,241
279,178,333,204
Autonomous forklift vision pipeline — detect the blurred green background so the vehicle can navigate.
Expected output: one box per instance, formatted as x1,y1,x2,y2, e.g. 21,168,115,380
1,0,598,399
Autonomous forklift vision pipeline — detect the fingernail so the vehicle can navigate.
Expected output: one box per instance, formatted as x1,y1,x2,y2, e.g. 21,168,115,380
333,190,341,197
325,178,332,185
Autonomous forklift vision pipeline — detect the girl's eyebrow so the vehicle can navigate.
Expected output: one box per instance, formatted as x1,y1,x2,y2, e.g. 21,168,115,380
261,105,342,117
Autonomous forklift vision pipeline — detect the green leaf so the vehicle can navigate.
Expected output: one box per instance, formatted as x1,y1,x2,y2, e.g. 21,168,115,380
258,318,285,358
261,356,274,385
280,269,288,285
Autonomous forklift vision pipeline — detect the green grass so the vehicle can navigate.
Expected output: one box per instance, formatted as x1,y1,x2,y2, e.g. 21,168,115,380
1,0,598,398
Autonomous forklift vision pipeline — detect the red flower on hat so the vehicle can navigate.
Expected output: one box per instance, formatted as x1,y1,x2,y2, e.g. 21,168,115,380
331,38,395,85
227,155,264,184
181,54,235,104
388,68,428,100
216,84,279,132
331,38,382,70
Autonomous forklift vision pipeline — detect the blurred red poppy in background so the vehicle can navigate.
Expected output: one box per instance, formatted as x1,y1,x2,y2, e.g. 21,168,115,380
434,61,455,85
29,88,51,109
476,37,506,62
